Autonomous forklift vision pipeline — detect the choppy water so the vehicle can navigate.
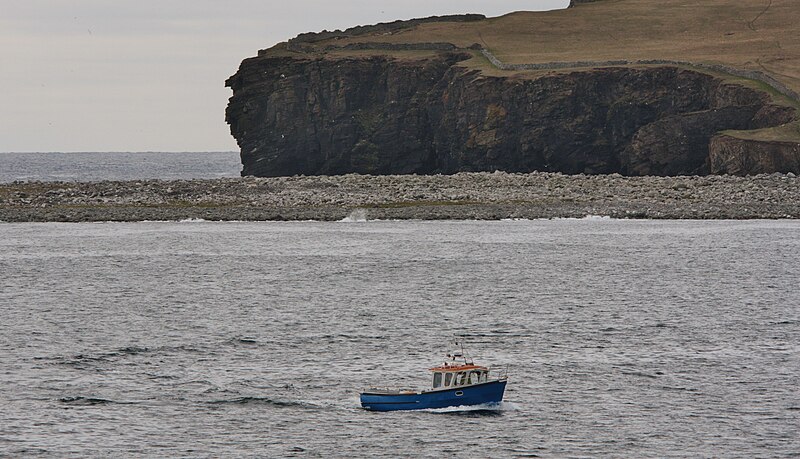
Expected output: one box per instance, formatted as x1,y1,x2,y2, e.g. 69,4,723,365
1,219,798,457
0,152,241,183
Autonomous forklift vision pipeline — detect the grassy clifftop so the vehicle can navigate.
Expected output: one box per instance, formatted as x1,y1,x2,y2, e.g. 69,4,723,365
313,0,798,90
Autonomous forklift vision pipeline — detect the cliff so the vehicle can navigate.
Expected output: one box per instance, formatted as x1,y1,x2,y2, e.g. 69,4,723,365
226,0,800,177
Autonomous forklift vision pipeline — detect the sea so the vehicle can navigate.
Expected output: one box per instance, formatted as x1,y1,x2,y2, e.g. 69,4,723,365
0,151,242,183
1,153,799,457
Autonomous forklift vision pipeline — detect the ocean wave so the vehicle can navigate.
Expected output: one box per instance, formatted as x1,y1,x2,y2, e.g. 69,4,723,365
56,344,205,366
60,396,133,406
224,337,258,346
207,396,319,410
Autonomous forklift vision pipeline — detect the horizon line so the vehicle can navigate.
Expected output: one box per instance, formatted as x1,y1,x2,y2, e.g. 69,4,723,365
0,150,239,154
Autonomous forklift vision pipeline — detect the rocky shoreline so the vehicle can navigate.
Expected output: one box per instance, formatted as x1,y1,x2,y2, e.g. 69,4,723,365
1,172,798,222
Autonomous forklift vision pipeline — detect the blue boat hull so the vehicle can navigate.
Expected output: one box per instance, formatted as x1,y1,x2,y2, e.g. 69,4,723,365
360,380,507,411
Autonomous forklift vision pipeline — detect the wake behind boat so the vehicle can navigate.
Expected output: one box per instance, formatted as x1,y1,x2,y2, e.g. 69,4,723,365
360,341,508,411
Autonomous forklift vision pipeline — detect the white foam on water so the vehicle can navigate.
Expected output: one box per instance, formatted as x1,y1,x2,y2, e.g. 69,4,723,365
551,215,616,221
340,208,368,222
425,401,517,414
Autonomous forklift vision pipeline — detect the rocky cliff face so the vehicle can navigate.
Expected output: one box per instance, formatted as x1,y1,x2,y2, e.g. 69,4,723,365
226,51,797,177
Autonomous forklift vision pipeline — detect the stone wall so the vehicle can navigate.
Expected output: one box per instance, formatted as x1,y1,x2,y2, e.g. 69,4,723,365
323,42,457,52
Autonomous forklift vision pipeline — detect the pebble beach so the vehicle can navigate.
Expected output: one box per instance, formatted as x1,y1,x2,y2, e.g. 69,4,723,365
1,171,798,222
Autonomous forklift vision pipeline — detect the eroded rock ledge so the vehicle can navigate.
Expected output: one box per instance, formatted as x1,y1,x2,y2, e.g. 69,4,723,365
2,173,798,222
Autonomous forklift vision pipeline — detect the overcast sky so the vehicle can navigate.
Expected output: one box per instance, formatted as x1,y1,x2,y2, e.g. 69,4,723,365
0,1,569,153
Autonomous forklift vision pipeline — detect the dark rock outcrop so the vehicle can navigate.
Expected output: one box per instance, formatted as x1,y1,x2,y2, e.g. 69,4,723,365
226,50,796,177
569,0,604,7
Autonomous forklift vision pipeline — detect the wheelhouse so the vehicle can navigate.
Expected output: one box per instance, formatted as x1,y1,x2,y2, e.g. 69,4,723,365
429,364,490,390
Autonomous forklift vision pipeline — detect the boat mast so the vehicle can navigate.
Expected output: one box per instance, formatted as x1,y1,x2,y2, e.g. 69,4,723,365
449,336,474,365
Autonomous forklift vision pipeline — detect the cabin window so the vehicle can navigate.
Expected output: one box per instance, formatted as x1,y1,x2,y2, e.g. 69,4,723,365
468,371,479,385
444,373,453,387
480,371,487,382
433,372,442,388
455,372,466,386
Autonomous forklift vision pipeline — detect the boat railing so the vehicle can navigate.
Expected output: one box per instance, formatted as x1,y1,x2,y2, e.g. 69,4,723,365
489,364,509,381
364,386,418,395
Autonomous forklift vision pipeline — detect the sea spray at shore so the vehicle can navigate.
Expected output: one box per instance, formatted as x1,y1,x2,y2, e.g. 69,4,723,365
341,208,369,222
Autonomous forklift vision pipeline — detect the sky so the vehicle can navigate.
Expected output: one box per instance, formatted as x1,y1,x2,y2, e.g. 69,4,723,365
0,1,569,153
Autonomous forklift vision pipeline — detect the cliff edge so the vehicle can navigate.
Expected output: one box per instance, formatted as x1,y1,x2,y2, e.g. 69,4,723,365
226,0,800,177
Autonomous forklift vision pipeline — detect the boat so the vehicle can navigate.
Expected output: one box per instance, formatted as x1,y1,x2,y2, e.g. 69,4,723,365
359,341,508,411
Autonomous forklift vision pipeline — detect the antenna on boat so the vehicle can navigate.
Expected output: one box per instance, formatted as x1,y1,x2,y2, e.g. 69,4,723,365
449,335,473,365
